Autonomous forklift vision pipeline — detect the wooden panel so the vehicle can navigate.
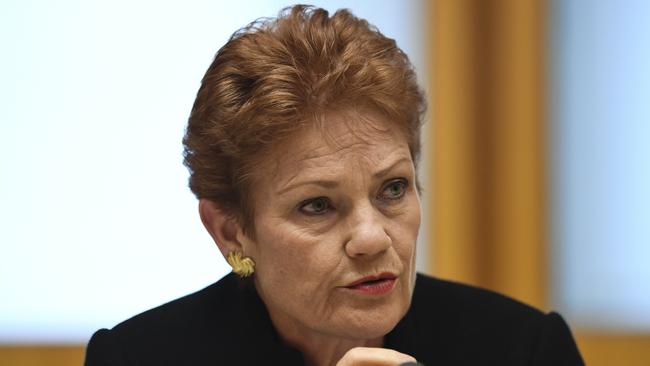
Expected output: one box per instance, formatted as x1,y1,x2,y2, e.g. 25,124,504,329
576,333,650,366
480,0,548,309
429,0,547,309
3,335,650,366
427,2,650,365
429,0,482,289
2,335,650,366
0,345,85,366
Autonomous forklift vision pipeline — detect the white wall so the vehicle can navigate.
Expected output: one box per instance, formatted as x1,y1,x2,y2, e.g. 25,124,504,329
0,1,427,343
551,0,650,331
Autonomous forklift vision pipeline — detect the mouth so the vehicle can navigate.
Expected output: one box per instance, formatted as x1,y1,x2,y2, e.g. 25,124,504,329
343,273,397,296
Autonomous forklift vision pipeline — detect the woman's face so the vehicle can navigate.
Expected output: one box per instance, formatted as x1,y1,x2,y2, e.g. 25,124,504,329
239,111,421,341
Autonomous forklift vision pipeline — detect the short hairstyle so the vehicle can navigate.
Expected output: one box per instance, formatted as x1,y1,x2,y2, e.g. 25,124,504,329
183,5,425,233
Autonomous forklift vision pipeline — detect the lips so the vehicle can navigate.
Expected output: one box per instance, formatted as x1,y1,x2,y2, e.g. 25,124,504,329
344,272,397,295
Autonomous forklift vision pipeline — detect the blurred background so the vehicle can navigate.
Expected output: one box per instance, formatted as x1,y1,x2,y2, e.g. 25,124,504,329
0,0,648,365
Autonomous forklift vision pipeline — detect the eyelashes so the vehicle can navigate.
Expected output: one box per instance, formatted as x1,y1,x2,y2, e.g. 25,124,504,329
379,179,407,201
297,178,410,216
299,197,331,215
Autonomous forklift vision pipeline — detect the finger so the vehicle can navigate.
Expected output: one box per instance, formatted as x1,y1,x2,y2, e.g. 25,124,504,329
336,347,417,366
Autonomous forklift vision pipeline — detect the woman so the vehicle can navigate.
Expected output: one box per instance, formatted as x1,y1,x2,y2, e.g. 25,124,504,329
85,5,583,366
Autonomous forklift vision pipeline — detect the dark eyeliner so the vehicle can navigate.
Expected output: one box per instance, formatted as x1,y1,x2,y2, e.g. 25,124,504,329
298,197,331,215
379,178,408,200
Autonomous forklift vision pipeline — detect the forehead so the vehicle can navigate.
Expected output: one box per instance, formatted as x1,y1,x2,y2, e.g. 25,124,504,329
271,111,409,172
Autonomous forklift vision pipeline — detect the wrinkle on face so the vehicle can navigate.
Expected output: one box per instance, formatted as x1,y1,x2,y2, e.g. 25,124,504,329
274,142,408,199
243,109,421,346
261,111,401,193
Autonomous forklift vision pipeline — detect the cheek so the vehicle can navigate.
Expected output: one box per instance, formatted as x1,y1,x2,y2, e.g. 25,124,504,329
395,198,421,254
252,222,342,288
251,222,348,321
393,202,420,299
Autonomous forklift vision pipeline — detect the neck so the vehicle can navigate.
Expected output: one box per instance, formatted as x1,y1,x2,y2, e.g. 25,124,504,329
252,280,387,366
276,320,384,366
259,295,383,366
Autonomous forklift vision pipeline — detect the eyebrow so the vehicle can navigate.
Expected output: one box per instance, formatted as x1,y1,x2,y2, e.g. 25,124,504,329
373,157,412,178
276,180,339,195
276,157,412,195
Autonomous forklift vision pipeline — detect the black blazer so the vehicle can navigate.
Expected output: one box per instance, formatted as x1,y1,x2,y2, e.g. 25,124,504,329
85,273,584,365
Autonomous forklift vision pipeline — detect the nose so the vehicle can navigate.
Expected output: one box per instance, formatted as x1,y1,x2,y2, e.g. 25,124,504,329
344,203,392,258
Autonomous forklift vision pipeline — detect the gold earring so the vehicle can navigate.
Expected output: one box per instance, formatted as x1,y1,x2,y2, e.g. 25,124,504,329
226,251,255,277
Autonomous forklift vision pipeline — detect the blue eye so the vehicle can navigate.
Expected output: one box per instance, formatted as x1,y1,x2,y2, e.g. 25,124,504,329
299,197,331,215
380,179,407,200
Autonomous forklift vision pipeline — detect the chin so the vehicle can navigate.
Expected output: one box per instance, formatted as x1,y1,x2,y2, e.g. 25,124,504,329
331,299,409,340
340,313,403,340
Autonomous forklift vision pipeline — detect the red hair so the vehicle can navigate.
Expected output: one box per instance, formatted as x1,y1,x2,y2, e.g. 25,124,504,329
183,5,425,232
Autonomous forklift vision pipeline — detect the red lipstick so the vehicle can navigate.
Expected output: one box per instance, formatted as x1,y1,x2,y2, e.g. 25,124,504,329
344,273,397,295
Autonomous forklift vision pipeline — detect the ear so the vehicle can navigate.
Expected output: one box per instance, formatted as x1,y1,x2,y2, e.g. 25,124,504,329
199,199,247,258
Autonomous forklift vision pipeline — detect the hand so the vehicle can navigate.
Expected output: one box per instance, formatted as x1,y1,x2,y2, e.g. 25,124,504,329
336,347,417,366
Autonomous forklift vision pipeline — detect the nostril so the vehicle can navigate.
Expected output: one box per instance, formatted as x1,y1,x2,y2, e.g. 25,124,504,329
344,206,392,256
344,228,392,257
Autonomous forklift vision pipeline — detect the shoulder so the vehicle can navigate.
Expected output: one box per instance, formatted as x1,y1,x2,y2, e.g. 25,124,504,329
412,273,545,327
85,273,245,366
112,272,239,333
402,274,584,365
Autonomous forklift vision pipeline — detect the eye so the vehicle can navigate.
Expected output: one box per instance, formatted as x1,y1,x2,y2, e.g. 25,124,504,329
299,197,331,215
379,179,408,201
